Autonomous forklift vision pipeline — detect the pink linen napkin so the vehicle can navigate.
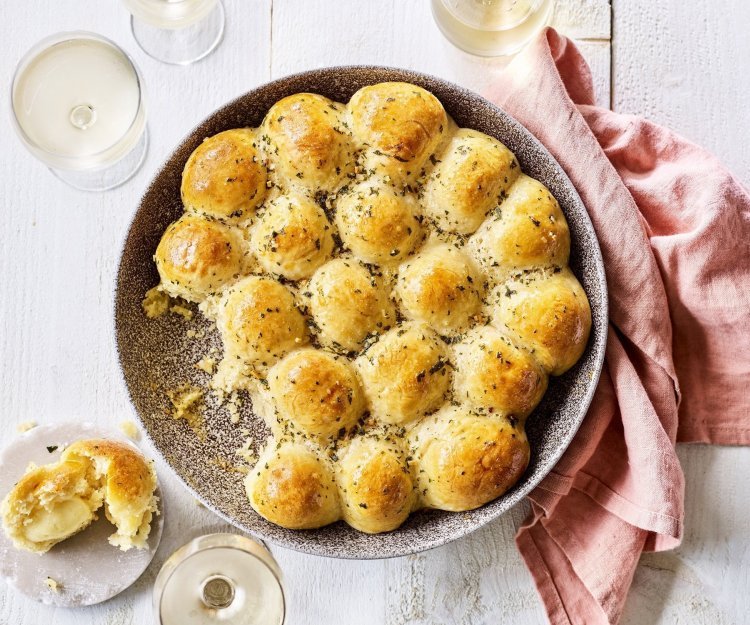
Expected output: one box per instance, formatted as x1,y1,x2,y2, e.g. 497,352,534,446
485,28,750,624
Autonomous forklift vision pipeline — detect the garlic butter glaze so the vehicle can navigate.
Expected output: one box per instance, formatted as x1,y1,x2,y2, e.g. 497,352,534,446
149,82,591,535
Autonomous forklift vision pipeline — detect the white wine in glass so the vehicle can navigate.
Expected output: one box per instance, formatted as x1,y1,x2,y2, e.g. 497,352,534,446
154,534,285,625
123,0,225,65
11,32,147,191
432,0,554,57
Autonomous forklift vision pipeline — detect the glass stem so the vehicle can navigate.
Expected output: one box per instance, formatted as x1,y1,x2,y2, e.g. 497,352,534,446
201,574,236,610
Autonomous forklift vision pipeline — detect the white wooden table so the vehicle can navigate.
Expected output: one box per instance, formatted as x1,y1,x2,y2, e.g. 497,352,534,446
2,2,748,623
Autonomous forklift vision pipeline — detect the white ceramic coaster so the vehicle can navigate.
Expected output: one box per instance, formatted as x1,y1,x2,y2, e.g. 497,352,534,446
0,422,164,606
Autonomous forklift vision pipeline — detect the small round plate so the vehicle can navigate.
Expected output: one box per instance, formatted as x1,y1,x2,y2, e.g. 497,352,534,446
0,422,164,607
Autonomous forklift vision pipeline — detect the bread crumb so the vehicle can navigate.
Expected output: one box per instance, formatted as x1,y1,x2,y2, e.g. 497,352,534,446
16,421,37,433
167,386,205,440
119,420,141,441
195,356,216,375
142,286,170,318
170,304,194,320
226,391,242,424
194,498,205,508
45,577,60,593
212,455,249,474
235,438,257,465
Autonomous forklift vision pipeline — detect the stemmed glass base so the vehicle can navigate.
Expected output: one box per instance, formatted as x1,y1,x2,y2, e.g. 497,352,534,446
130,0,225,66
50,126,148,192
153,533,285,625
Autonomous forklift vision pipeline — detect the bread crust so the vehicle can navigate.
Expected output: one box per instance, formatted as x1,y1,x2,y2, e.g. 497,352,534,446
217,275,309,368
410,407,530,511
155,214,248,302
245,442,340,530
182,128,267,220
268,349,365,440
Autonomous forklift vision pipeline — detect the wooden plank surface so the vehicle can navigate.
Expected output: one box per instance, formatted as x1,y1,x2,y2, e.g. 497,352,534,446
612,4,750,620
613,0,750,182
2,1,748,624
623,446,750,625
271,0,611,107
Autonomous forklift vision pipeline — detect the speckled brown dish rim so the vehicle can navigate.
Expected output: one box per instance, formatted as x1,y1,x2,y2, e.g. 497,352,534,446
115,65,608,560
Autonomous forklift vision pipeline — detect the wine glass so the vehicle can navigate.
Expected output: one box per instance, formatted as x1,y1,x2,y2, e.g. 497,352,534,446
10,31,148,192
153,533,286,625
123,0,225,65
431,0,554,56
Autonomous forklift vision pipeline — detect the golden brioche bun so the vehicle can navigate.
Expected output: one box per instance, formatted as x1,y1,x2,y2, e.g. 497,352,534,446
268,349,365,440
245,442,340,530
469,174,570,276
216,275,309,369
395,243,484,336
263,93,355,192
453,325,548,418
422,128,520,234
335,181,424,264
182,128,267,220
355,323,451,425
155,214,248,302
490,268,592,375
304,258,396,352
349,82,449,181
337,435,416,533
410,406,529,511
251,193,334,280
